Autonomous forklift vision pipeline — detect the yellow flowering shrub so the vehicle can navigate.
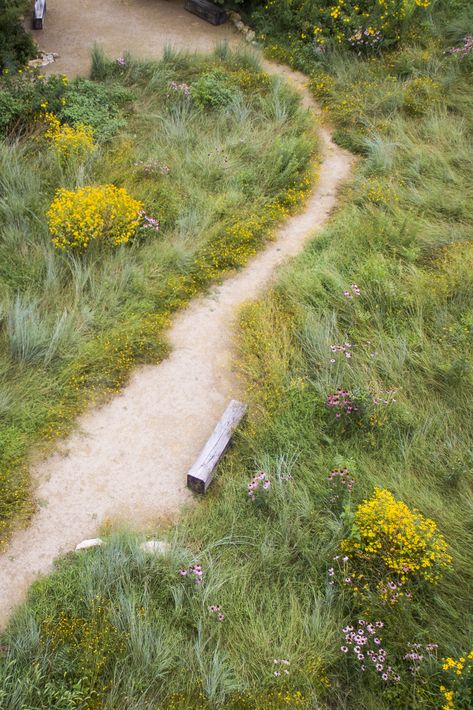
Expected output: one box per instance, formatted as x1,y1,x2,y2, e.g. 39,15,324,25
48,184,143,251
44,112,94,162
341,487,452,603
440,650,473,710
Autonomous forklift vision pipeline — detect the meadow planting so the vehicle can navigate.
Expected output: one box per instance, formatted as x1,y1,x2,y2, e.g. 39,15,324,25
0,46,315,545
1,1,472,708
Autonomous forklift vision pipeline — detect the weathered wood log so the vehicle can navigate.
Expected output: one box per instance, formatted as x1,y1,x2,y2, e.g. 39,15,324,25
184,0,227,26
33,0,46,29
187,399,247,493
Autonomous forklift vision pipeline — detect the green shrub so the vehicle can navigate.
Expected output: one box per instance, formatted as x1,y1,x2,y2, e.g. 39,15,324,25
191,70,242,109
0,0,35,71
59,79,132,141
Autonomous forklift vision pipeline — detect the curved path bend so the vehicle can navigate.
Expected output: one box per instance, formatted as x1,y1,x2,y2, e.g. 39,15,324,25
0,12,353,628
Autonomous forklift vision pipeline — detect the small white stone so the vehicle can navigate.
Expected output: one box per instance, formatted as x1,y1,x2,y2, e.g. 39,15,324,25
140,540,170,555
235,20,245,31
75,538,103,551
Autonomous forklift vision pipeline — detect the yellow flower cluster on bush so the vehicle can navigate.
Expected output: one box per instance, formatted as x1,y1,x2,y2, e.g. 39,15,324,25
48,184,143,251
44,112,94,162
341,487,452,602
440,650,473,709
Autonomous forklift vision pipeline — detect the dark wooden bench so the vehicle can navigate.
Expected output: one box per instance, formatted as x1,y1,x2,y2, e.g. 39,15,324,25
184,0,227,26
187,400,247,493
33,0,46,29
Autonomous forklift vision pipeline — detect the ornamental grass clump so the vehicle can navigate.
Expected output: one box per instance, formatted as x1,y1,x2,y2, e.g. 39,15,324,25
43,112,94,163
340,487,452,603
48,184,143,250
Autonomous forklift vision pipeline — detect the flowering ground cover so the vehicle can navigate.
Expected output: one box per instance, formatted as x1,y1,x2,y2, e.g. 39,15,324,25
1,4,473,709
0,46,315,546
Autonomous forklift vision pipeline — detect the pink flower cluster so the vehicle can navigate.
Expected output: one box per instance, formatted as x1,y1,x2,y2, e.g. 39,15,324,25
179,563,203,584
329,341,353,364
348,29,382,49
116,56,126,67
326,389,358,418
208,604,225,621
327,554,349,585
403,642,438,675
372,389,397,406
247,471,271,499
448,35,473,57
379,578,411,604
341,621,400,683
139,211,160,232
273,659,290,676
169,81,191,97
343,283,361,299
328,467,354,492
135,159,170,176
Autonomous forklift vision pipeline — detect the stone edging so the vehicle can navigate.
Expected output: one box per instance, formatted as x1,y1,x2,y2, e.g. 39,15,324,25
227,11,257,44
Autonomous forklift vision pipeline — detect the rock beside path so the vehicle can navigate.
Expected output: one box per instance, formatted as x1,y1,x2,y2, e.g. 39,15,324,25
140,540,170,555
28,51,58,68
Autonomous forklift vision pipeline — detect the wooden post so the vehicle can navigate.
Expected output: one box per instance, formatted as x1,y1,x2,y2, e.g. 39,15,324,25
187,400,247,494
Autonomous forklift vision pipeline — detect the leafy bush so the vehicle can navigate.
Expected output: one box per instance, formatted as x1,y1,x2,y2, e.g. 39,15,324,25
191,70,242,108
0,71,68,136
0,0,35,70
58,79,132,141
0,72,130,140
48,185,143,250
340,488,452,603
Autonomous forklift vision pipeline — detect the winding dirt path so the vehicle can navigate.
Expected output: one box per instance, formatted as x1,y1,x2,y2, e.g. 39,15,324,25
0,8,353,629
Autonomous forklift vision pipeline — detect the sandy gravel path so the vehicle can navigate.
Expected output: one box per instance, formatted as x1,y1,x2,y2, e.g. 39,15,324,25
36,0,237,77
0,7,353,628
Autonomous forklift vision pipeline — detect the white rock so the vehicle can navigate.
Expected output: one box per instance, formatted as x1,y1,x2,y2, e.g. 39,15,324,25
140,540,170,555
235,20,245,31
75,538,103,551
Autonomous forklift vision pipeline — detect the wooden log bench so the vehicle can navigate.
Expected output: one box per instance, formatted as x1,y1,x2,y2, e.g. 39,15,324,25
184,0,227,26
33,0,46,29
187,399,247,494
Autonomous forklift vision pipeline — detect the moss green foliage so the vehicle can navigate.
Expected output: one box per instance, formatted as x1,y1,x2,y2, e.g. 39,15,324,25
0,0,35,71
0,46,314,546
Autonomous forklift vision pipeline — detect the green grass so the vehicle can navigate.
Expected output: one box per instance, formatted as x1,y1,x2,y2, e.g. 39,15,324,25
1,14,473,710
0,45,315,544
